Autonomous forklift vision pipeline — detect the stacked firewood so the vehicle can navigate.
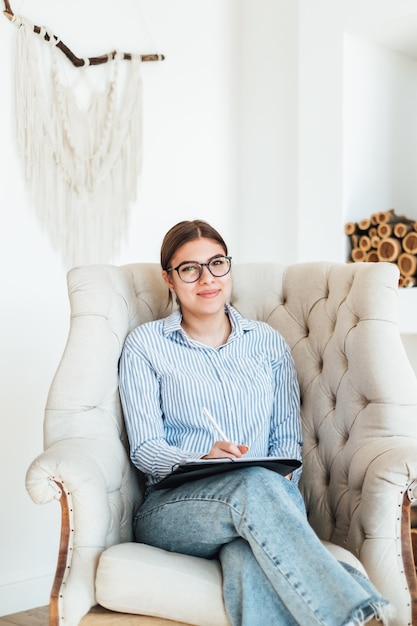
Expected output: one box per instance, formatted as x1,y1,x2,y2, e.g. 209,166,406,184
345,209,417,287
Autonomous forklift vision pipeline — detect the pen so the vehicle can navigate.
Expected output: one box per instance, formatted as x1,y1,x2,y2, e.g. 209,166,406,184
202,407,229,440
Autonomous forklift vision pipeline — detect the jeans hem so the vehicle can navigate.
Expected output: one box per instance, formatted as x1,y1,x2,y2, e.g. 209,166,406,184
345,599,394,625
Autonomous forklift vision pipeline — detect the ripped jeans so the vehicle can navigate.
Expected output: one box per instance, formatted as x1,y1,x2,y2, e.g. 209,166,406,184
134,467,390,626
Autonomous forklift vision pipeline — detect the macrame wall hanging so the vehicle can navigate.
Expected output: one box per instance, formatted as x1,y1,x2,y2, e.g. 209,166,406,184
3,1,164,267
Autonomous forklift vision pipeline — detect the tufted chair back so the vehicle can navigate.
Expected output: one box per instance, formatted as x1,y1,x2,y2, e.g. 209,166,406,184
232,264,417,546
26,261,417,626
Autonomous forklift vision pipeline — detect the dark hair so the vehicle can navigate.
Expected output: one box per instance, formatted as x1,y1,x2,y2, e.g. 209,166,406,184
161,220,229,305
160,220,228,270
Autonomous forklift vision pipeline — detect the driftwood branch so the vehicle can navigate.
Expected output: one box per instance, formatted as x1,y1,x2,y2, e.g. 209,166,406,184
2,0,164,66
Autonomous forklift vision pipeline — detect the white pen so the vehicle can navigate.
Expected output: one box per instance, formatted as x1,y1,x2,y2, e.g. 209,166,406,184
202,407,229,440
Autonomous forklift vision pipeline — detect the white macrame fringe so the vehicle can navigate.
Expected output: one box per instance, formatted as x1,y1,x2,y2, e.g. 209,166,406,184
15,15,143,267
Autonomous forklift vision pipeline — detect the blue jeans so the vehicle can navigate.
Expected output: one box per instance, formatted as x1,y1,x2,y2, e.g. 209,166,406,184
134,467,389,626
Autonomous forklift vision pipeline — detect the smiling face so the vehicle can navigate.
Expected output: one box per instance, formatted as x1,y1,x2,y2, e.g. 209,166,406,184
162,237,232,321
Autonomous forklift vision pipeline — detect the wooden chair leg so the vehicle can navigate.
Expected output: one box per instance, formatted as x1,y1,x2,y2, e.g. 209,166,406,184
49,482,71,626
402,491,417,625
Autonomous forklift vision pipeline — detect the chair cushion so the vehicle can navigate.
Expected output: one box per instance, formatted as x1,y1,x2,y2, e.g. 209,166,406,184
96,543,230,626
321,540,367,575
95,541,367,626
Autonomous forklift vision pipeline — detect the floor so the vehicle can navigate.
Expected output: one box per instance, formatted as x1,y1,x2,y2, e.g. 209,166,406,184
0,606,48,626
0,605,382,626
0,606,188,625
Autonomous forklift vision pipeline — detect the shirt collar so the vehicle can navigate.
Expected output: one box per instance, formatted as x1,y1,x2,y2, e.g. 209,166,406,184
163,303,256,339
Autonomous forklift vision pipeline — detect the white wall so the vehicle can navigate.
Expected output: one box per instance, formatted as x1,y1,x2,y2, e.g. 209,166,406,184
297,0,417,366
298,0,417,262
0,2,67,613
236,0,299,263
2,0,417,616
343,33,417,225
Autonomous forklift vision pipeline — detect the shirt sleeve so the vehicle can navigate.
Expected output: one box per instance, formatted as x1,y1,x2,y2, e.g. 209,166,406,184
268,337,303,484
119,341,204,482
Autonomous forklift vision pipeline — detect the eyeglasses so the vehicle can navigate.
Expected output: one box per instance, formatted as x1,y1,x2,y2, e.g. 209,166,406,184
166,255,232,283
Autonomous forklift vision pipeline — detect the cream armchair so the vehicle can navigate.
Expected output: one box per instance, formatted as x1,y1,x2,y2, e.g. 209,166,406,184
26,261,417,626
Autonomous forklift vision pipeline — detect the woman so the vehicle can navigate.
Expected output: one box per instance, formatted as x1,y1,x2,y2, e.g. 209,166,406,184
119,220,390,626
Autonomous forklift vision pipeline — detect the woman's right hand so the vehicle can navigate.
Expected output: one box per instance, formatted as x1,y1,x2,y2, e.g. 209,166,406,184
203,441,249,459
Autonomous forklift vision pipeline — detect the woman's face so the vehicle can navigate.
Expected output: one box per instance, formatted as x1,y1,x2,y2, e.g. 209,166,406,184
162,237,232,319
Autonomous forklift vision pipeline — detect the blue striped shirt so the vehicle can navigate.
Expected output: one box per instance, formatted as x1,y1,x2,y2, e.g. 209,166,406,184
119,304,302,488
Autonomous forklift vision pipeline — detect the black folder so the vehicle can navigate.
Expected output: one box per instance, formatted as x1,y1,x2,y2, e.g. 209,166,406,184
155,457,302,489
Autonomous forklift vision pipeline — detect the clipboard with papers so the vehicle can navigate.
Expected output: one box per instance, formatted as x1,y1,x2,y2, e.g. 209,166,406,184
154,457,302,490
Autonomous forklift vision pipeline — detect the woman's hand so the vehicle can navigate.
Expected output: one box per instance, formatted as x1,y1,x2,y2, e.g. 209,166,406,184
202,441,249,459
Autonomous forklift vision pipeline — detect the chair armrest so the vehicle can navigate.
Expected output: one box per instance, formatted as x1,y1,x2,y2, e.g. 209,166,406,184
27,437,128,500
351,437,417,525
347,439,417,625
26,437,142,626
26,437,140,539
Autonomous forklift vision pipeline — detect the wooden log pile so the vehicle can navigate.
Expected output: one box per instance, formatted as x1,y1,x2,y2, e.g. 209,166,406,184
345,209,417,287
